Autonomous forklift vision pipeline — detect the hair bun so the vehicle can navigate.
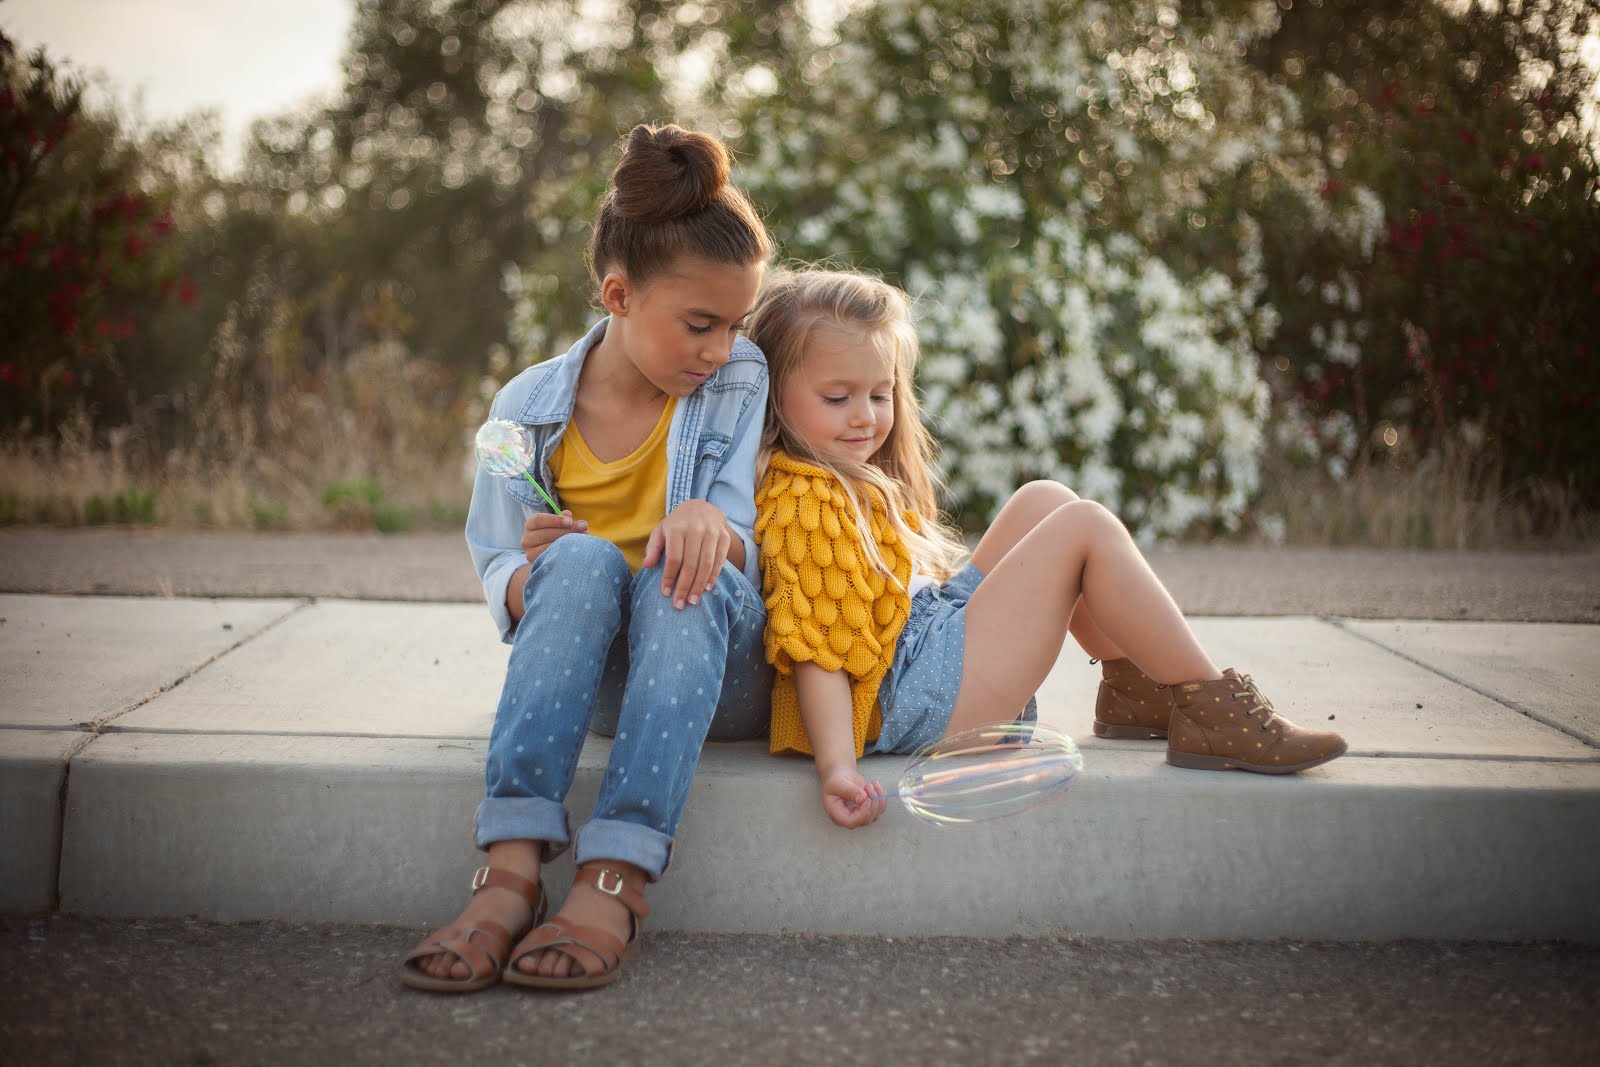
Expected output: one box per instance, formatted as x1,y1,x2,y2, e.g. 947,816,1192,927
608,123,731,223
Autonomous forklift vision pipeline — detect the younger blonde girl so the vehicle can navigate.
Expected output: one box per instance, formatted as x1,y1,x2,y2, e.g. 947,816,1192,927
749,269,1346,829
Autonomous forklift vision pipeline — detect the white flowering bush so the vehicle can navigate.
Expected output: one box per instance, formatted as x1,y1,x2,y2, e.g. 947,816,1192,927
728,0,1296,538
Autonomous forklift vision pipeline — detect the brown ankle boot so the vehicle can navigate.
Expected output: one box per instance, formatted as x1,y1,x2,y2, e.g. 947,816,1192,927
1166,668,1347,774
1093,658,1171,740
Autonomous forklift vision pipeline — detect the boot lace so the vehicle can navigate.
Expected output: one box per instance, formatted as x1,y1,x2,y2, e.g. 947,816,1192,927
1233,674,1278,730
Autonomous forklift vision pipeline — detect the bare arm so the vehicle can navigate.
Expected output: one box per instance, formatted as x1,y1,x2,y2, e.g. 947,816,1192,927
794,662,888,829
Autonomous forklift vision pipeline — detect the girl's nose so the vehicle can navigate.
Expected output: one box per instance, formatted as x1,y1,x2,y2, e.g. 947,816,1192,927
848,401,875,428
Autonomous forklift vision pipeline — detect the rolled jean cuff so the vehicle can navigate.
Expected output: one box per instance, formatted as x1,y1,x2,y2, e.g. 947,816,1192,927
474,795,571,862
575,818,673,881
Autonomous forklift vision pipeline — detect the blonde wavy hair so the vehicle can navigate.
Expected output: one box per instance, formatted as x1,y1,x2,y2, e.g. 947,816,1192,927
750,268,969,582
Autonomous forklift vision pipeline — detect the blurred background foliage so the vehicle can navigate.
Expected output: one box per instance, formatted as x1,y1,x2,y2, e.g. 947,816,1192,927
1,0,1596,544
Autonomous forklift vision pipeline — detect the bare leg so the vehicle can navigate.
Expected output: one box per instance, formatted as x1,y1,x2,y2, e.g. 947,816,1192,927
413,839,542,980
969,481,1124,662
947,500,1218,737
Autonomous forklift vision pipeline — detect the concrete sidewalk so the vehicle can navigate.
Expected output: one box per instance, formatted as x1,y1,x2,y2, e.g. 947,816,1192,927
4,577,1596,941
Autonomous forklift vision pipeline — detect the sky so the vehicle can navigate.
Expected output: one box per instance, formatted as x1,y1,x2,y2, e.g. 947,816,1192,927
0,0,353,163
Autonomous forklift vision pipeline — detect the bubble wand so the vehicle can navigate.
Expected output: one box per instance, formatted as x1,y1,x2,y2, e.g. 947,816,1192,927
858,722,1084,827
475,418,560,513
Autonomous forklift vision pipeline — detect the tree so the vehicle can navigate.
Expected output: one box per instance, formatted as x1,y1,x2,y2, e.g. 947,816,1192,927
1246,0,1600,501
0,32,186,432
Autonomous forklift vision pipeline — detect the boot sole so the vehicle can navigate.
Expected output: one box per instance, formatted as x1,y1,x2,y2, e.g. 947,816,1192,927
1166,741,1348,775
1093,721,1168,740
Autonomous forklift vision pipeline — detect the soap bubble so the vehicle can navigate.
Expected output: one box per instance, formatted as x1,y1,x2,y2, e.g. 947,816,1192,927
894,722,1082,827
475,418,534,477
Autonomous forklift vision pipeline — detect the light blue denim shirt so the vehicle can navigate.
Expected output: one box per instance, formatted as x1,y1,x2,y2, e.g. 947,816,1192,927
466,317,770,642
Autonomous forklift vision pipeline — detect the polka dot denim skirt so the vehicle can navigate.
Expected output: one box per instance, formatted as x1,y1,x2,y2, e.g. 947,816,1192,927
868,563,1038,756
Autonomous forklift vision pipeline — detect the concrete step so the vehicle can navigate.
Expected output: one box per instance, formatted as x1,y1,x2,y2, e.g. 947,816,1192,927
4,593,1598,940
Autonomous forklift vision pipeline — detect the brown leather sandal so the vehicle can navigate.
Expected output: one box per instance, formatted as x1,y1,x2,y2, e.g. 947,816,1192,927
399,866,547,993
503,861,650,991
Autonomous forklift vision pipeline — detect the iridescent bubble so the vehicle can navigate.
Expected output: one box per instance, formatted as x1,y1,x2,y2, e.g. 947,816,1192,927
475,418,534,477
893,721,1082,827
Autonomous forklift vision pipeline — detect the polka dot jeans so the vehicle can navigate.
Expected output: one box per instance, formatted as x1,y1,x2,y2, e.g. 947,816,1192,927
475,534,771,879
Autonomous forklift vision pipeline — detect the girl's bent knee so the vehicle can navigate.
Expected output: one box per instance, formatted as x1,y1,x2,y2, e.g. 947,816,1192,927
540,533,631,577
1049,499,1124,537
1014,479,1079,510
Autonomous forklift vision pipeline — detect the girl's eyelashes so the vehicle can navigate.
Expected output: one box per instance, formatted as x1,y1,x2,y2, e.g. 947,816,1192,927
823,395,848,406
687,322,713,336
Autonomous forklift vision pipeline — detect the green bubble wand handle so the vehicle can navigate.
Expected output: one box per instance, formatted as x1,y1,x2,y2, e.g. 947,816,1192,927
502,445,561,513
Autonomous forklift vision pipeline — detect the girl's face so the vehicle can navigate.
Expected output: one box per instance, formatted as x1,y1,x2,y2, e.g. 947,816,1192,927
779,324,896,465
605,255,763,397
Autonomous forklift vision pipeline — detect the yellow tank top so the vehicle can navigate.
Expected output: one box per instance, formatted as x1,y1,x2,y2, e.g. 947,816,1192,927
548,397,676,571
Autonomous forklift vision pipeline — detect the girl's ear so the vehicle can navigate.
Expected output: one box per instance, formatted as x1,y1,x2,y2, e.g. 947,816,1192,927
599,272,631,316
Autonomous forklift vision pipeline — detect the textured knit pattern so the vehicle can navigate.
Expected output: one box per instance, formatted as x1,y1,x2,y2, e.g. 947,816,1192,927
756,451,913,757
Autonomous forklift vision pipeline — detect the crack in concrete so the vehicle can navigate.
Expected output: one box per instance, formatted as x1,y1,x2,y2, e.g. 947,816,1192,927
1326,615,1600,750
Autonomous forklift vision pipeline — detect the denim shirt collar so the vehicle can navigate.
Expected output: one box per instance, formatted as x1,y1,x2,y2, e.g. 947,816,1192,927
516,317,608,426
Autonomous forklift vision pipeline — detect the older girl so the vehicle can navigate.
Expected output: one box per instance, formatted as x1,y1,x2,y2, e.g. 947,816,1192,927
401,125,772,990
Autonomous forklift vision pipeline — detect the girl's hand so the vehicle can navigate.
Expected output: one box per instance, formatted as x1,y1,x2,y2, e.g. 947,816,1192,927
643,499,731,609
819,767,889,830
521,510,588,564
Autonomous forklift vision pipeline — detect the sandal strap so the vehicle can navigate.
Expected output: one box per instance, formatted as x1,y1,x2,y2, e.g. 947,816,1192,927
471,865,543,909
574,862,650,921
512,916,623,978
403,918,514,979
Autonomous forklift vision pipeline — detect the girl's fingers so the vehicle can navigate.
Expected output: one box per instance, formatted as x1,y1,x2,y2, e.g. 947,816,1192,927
659,527,684,597
682,535,722,605
671,534,707,607
703,527,729,592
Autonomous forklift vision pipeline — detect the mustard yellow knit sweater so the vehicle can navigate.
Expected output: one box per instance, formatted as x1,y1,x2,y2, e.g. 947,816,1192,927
756,451,913,758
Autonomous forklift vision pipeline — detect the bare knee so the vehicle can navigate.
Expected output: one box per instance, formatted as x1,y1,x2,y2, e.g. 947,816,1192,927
1045,498,1126,541
1011,480,1079,514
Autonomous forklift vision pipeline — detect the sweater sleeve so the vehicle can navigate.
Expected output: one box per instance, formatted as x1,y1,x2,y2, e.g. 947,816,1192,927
757,464,888,681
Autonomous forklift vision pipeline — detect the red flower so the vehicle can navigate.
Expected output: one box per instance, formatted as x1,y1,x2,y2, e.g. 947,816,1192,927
125,232,146,259
1526,153,1545,172
60,370,75,388
178,273,198,306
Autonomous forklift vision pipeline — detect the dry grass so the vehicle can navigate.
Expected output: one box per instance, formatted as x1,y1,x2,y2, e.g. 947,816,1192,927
1249,435,1597,549
0,331,479,534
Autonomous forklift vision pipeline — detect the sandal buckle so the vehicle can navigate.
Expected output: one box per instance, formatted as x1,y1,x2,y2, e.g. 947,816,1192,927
594,868,625,896
471,866,490,892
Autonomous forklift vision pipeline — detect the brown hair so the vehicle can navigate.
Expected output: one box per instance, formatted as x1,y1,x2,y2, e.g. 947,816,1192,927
589,124,770,289
751,268,969,582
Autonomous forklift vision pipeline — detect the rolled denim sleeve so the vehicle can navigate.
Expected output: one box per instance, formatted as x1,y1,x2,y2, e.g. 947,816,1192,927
465,457,530,644
706,364,768,589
